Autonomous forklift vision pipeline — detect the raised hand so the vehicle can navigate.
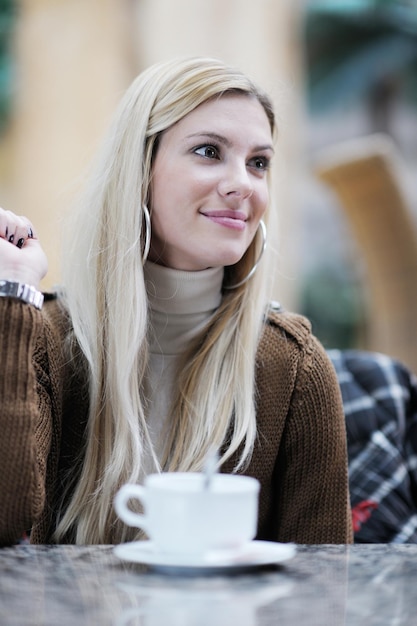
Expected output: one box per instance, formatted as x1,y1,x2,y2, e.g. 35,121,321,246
0,208,48,288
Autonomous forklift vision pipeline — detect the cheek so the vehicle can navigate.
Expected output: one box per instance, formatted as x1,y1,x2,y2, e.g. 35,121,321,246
151,165,187,215
149,183,184,245
254,185,269,217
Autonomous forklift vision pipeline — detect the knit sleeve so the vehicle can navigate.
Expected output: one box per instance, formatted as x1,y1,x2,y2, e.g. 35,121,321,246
274,334,353,544
0,298,55,545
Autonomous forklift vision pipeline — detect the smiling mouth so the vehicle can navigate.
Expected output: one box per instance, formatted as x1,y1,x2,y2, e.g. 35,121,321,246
201,211,247,231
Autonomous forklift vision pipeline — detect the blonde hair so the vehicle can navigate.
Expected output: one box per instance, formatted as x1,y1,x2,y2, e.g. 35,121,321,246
55,56,276,544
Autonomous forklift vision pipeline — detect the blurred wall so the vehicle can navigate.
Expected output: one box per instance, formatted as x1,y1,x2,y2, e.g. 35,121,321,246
1,0,304,310
5,0,137,289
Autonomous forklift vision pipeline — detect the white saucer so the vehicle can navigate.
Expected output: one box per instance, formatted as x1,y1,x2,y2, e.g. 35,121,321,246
114,540,296,574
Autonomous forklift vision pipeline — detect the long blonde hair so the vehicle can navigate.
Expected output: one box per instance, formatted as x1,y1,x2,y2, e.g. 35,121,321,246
55,56,276,544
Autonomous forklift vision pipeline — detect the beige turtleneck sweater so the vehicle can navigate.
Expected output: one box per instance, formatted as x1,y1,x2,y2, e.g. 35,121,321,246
144,261,223,461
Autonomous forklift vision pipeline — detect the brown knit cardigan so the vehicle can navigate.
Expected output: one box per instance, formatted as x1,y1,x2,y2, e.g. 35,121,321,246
0,296,352,545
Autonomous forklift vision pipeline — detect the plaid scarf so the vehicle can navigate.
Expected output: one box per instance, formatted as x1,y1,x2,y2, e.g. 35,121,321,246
328,349,417,543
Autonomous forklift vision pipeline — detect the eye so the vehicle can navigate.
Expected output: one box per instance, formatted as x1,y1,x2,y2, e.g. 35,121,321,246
194,145,220,159
249,156,270,171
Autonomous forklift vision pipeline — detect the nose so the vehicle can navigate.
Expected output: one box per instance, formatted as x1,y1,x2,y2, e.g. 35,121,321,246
217,162,253,201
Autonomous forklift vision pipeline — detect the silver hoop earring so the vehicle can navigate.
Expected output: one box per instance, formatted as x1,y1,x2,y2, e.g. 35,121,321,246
142,204,151,264
224,219,267,290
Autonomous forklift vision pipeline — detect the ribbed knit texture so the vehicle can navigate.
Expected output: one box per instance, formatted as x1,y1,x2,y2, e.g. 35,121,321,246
144,261,223,463
0,297,353,545
0,300,40,544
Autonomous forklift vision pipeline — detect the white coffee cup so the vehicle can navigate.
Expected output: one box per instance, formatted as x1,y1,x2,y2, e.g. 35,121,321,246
114,472,260,555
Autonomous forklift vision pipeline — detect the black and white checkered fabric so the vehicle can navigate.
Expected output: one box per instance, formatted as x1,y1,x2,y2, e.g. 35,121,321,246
328,349,417,543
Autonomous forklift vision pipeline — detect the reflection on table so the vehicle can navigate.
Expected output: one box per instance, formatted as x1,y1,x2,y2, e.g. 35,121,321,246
0,544,416,625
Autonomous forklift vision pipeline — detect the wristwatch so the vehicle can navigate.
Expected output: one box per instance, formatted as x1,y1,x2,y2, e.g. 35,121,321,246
0,279,44,310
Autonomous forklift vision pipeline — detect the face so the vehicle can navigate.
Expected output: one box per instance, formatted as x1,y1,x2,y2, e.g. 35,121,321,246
148,94,274,271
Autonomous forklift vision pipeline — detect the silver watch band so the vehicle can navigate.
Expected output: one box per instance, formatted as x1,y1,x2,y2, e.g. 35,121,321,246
0,279,44,310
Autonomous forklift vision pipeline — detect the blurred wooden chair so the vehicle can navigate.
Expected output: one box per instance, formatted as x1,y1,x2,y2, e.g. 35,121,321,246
313,134,417,374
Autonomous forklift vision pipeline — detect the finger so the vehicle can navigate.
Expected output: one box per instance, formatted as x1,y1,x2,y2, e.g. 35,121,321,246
0,209,11,239
0,209,20,241
0,211,36,247
13,220,34,249
17,217,37,241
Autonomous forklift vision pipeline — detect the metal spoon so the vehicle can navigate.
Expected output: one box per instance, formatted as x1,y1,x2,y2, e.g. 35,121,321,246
203,446,219,490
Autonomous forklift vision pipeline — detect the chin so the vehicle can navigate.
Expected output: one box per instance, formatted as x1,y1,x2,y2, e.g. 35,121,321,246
223,254,246,268
197,245,246,270
211,249,245,269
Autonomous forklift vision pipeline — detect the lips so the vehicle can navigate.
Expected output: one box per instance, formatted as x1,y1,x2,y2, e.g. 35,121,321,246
201,210,247,231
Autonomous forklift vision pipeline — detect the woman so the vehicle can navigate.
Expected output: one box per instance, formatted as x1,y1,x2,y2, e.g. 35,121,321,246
0,57,352,545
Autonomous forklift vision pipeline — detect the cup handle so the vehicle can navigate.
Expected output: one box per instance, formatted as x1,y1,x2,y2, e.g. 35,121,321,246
114,484,149,532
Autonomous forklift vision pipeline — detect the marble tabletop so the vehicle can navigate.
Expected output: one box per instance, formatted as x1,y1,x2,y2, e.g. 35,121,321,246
0,543,416,625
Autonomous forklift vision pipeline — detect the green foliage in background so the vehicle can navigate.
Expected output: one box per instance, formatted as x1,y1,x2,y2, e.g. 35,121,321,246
305,0,417,118
0,0,16,134
300,264,366,350
303,1,417,349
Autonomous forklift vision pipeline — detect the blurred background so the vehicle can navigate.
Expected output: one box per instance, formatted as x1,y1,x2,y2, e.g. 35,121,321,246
0,0,417,371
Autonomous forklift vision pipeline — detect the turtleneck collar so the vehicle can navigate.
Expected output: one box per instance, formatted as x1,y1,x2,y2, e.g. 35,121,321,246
144,261,224,355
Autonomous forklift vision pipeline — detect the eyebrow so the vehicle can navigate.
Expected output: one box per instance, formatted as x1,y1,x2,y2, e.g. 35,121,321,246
186,132,274,153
